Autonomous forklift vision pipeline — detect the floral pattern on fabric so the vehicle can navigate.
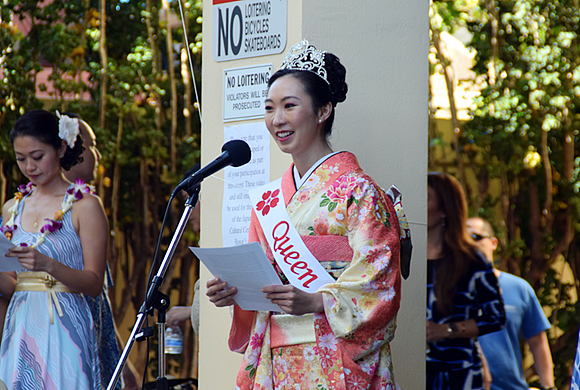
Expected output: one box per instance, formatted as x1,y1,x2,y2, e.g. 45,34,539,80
271,343,327,390
231,152,401,390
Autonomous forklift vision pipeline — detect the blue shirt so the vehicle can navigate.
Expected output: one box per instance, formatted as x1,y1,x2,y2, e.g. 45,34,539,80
479,272,550,390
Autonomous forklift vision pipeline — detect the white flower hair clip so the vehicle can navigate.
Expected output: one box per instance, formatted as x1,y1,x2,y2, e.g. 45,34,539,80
56,111,80,148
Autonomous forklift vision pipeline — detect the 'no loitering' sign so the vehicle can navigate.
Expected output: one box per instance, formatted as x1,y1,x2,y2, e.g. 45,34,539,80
212,0,287,62
223,64,273,122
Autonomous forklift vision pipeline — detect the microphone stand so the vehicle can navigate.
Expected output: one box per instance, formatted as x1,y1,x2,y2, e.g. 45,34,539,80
106,187,200,390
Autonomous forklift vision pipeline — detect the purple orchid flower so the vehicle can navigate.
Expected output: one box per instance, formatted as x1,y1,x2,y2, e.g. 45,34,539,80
40,219,63,234
0,225,17,235
66,186,83,200
66,178,91,200
18,183,35,196
75,178,92,192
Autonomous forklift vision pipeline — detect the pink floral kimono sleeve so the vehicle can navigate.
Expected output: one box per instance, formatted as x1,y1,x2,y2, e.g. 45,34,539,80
315,172,401,361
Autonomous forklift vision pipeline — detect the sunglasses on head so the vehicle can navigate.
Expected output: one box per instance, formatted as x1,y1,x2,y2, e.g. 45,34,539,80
471,233,490,242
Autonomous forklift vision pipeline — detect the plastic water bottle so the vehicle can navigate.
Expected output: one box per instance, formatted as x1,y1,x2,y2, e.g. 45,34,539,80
164,326,183,354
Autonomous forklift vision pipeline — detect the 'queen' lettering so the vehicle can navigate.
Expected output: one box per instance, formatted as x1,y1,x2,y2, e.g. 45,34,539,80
271,221,318,288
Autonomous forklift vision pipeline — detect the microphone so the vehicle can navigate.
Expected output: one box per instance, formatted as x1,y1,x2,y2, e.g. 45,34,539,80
173,139,252,195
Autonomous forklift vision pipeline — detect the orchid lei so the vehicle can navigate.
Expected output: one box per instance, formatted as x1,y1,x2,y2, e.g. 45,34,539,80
1,179,94,248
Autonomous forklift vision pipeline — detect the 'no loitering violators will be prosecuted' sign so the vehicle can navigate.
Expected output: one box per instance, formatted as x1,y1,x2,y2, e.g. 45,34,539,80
223,64,273,122
212,0,287,62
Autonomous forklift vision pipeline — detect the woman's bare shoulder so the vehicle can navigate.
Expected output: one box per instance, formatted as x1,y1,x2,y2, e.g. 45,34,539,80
73,192,105,213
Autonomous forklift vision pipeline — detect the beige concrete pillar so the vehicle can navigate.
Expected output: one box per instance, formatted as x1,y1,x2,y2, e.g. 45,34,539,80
198,1,428,388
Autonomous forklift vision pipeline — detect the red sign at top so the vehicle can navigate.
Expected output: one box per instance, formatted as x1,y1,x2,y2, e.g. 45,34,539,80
213,0,240,4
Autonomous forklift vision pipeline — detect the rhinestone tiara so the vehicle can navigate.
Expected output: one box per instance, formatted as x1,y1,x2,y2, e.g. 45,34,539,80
279,40,329,85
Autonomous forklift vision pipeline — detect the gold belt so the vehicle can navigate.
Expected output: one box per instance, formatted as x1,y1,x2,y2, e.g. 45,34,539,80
15,272,78,324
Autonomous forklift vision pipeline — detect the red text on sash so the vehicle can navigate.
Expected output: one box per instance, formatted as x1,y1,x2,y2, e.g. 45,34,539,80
272,221,319,288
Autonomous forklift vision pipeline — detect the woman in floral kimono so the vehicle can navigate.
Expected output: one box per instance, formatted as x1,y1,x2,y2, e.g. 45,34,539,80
207,40,402,390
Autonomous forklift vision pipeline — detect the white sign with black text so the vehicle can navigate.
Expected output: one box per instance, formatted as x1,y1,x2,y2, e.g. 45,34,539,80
212,0,287,62
223,64,272,122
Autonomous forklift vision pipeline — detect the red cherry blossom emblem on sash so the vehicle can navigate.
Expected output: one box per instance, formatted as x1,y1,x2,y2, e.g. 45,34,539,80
256,189,280,216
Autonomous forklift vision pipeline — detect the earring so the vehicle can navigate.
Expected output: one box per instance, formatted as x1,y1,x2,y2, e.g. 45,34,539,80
318,119,322,123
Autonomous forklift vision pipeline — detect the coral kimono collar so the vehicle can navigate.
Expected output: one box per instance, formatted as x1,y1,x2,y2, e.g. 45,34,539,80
249,176,335,292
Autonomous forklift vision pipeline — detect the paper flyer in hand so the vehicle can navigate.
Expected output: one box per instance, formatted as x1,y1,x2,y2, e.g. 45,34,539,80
190,242,282,312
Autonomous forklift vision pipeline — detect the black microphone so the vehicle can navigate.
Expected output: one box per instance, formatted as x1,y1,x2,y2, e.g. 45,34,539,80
173,139,252,196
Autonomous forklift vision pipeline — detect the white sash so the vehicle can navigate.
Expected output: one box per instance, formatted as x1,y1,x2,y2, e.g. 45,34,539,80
249,178,335,292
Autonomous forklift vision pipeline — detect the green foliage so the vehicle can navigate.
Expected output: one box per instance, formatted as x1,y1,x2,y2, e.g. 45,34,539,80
0,6,42,159
431,1,580,388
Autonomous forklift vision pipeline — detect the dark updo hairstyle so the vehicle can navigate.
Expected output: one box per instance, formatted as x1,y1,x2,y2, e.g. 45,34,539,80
268,51,348,139
10,110,84,171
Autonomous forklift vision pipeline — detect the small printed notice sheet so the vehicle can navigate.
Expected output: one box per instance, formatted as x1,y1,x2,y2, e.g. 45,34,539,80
190,242,282,312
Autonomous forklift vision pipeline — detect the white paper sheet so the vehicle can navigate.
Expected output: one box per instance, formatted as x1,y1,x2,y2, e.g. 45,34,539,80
0,234,24,272
190,242,282,312
222,123,270,247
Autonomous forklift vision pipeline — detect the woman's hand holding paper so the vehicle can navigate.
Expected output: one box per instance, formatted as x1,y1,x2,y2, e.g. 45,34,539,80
206,277,237,307
262,285,323,315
